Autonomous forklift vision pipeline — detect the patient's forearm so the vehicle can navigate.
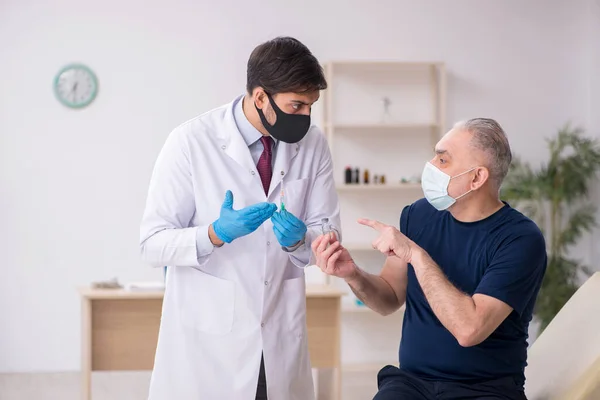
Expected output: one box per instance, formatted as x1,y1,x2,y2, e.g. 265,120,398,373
345,267,403,315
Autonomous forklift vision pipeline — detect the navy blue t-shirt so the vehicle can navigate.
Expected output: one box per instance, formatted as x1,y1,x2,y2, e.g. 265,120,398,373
398,198,547,387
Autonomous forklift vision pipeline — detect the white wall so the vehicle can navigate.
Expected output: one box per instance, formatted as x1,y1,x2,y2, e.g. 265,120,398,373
0,0,596,373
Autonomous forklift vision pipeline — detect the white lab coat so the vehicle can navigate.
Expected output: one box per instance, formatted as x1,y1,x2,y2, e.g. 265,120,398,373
139,97,341,400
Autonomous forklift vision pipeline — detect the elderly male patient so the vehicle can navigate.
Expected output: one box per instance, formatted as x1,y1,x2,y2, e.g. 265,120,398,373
313,118,547,399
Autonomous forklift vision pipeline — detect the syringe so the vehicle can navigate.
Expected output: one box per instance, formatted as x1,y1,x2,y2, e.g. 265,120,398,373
280,182,286,211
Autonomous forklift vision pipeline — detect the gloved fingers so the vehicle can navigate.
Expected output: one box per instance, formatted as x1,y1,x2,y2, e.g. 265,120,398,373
243,202,276,216
280,210,305,229
235,219,263,235
270,211,283,227
240,202,266,214
255,205,277,223
242,203,276,222
272,212,294,232
242,216,271,232
221,190,234,209
280,212,306,236
273,225,295,247
245,211,273,226
271,213,286,233
272,214,293,237
272,224,285,240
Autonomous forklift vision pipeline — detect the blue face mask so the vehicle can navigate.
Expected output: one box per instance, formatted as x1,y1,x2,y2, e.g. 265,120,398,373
421,162,477,211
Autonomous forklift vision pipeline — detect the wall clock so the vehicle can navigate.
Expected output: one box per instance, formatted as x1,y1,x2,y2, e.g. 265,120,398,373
53,63,98,109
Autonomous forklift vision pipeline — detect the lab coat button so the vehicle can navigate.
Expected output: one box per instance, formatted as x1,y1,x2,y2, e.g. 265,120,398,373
261,322,265,327
251,171,255,175
264,281,268,285
221,145,226,150
267,241,270,246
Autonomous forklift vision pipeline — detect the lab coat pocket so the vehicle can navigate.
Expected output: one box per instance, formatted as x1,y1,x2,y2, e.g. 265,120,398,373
282,178,309,219
179,269,235,335
282,276,307,337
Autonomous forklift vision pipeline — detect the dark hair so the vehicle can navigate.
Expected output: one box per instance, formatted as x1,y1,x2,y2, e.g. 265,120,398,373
246,36,327,95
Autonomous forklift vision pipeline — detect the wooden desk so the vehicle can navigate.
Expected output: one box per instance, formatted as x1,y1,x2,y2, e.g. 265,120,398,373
80,284,343,400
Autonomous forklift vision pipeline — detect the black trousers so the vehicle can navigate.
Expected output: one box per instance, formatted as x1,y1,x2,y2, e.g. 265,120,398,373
374,365,527,400
255,354,267,400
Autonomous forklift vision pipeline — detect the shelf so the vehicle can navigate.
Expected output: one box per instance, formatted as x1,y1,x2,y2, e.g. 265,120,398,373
336,183,421,191
327,123,438,131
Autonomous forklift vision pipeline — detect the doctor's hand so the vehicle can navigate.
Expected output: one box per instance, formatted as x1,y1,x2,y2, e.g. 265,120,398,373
358,218,414,263
271,209,307,248
212,190,277,243
311,235,357,280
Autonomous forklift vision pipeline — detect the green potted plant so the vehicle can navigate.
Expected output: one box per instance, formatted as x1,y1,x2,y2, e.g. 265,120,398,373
500,123,600,332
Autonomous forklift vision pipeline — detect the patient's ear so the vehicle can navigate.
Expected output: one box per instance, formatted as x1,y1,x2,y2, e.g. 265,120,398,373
471,167,489,190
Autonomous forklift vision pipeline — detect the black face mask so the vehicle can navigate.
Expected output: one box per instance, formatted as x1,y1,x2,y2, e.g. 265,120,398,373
255,93,311,144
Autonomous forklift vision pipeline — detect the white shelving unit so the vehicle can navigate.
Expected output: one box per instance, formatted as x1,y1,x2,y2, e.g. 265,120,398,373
318,60,447,373
321,59,446,257
323,60,446,174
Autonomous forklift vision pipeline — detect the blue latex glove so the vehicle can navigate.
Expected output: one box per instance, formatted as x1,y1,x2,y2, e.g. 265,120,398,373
212,191,277,243
271,209,307,248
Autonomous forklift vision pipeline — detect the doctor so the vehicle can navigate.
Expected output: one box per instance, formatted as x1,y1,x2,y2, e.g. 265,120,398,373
139,36,340,400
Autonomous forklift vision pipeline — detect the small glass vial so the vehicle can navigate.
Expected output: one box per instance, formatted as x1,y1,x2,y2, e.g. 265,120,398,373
321,217,332,236
320,218,332,249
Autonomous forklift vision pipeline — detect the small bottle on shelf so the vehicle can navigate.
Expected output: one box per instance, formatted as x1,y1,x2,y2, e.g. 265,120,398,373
380,175,386,184
363,169,369,184
373,174,378,184
354,168,359,184
344,166,353,184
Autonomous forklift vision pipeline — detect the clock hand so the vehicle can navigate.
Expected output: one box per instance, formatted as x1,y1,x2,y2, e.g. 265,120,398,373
72,82,78,102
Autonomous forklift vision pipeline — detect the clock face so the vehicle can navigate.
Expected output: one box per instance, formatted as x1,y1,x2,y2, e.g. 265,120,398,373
53,64,98,109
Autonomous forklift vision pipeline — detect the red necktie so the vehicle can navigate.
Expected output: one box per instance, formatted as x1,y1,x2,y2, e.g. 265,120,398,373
257,136,273,195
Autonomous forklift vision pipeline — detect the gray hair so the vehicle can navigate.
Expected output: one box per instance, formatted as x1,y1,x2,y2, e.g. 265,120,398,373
453,118,512,188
